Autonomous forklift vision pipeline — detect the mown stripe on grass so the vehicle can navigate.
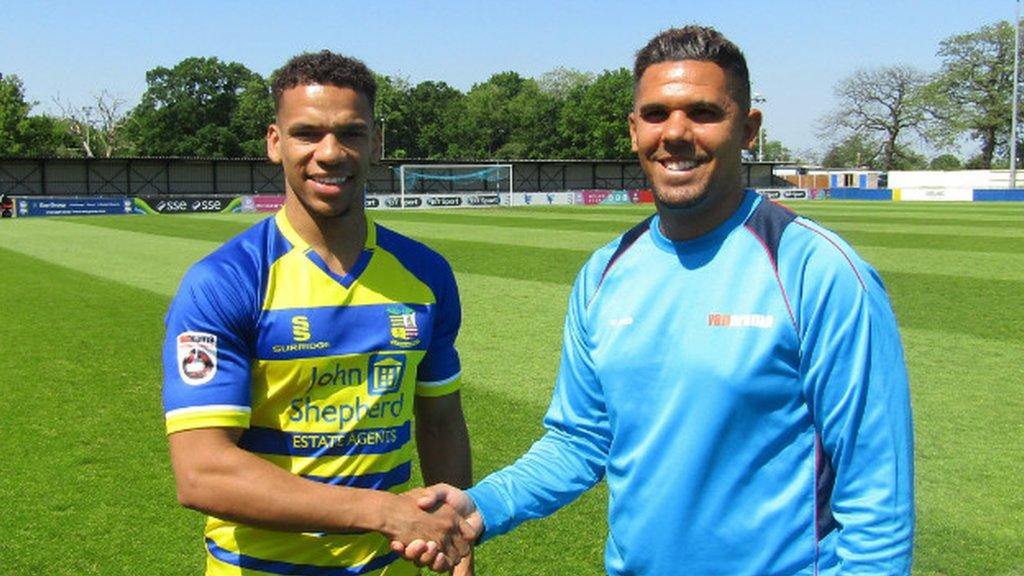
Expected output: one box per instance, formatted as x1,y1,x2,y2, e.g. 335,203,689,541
59,213,266,243
827,230,1024,255
882,271,1024,342
429,238,588,284
379,218,620,255
0,218,221,296
900,326,1024,576
0,247,199,575
373,209,649,231
811,221,1024,239
456,271,568,406
856,245,1024,282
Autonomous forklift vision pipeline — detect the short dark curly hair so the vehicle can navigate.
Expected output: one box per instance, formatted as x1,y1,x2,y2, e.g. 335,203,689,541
633,25,751,111
271,50,377,112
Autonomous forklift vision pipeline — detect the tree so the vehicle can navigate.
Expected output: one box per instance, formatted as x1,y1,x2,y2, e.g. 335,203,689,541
230,76,274,157
755,129,793,162
127,57,264,157
54,91,131,157
558,68,634,159
448,71,529,159
821,133,882,169
0,74,69,156
929,153,963,170
0,74,32,154
405,80,463,159
375,74,415,159
820,65,930,171
925,20,1020,168
537,67,595,99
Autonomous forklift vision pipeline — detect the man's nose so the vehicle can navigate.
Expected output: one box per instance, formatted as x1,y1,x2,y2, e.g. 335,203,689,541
662,110,693,143
315,133,346,164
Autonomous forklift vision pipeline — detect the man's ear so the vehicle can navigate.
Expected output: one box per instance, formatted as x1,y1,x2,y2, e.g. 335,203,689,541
266,123,282,164
742,108,763,150
373,124,382,164
628,112,639,153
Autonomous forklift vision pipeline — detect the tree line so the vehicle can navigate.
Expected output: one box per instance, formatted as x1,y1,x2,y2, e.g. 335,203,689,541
1,19,1020,171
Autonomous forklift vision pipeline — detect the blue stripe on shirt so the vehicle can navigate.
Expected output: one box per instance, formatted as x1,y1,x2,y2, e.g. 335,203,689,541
304,461,412,490
239,423,411,457
206,538,398,575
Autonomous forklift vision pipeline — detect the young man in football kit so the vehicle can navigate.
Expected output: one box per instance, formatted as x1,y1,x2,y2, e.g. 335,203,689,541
163,51,474,575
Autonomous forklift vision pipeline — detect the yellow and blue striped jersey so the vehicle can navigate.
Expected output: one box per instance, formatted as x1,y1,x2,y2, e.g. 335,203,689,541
162,210,462,575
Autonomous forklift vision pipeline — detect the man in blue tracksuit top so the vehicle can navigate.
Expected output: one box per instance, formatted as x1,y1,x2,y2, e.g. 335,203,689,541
397,24,914,575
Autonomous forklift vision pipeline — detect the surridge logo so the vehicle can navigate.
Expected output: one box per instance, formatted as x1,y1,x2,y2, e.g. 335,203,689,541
387,305,421,348
271,314,330,354
292,315,311,342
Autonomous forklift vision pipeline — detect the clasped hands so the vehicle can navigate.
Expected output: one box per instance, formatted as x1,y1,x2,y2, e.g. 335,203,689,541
391,483,481,573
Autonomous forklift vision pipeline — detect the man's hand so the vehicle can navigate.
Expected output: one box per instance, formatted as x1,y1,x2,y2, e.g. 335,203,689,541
380,489,475,572
391,484,483,572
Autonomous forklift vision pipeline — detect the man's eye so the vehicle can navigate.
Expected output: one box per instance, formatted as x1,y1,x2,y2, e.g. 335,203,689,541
642,110,668,123
293,131,321,142
689,108,722,122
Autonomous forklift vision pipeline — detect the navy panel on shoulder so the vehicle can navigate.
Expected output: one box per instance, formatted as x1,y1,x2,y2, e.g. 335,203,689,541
600,214,654,282
744,199,796,268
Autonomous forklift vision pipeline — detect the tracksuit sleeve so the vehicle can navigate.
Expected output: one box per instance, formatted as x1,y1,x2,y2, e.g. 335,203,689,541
800,254,915,574
467,270,610,543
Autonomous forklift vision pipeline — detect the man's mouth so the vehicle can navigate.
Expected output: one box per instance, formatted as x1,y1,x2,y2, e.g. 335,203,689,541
659,159,701,172
311,175,351,185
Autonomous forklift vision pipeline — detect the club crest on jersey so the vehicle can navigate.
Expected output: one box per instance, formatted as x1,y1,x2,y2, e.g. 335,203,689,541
387,305,421,348
177,332,217,385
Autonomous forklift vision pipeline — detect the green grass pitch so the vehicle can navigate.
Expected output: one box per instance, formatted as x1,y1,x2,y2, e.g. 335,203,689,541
0,200,1021,575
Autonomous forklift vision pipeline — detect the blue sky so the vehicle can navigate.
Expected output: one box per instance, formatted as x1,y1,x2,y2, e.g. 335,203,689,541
2,0,1014,156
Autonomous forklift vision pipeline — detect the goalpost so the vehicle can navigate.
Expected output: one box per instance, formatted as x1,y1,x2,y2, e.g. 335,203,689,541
397,164,513,207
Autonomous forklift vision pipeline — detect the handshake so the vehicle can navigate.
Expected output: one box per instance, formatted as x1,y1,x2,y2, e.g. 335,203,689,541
388,483,481,573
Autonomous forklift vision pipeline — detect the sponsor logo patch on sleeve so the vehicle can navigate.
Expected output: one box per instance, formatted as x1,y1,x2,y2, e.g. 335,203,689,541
177,332,218,385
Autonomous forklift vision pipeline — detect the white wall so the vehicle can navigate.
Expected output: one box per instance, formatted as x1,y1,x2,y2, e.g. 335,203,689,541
888,170,1012,189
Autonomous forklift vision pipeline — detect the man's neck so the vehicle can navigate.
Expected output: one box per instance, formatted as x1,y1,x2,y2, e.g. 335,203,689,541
657,187,747,242
285,203,368,276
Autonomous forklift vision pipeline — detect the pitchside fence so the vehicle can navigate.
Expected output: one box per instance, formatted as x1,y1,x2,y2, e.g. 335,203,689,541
0,157,783,215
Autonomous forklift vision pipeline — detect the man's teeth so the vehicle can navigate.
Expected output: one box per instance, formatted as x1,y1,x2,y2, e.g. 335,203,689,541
662,160,697,171
313,176,349,184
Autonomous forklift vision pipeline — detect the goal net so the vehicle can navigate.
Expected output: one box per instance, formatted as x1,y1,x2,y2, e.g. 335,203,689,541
398,164,512,199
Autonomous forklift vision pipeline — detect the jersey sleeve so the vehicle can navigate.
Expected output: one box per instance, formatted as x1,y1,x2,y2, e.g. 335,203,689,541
162,258,257,434
415,255,463,398
792,228,915,573
467,262,610,542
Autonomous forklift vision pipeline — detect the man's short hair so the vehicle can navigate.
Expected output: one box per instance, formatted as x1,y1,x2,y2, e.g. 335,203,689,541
633,25,751,110
271,50,377,112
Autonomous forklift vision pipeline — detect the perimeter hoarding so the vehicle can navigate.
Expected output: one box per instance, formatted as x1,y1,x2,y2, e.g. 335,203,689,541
135,196,241,214
16,197,142,217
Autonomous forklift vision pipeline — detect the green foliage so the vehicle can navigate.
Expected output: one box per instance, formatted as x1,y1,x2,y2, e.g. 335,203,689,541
446,71,530,159
1,202,1022,575
126,57,264,157
0,74,69,156
929,153,962,170
822,133,881,168
558,68,634,159
925,20,1019,168
230,76,275,158
0,74,32,154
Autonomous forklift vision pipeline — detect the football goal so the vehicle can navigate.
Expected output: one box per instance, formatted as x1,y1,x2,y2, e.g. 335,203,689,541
397,164,513,206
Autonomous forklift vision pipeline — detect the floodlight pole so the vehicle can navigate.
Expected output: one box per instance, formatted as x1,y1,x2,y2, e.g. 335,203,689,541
1012,0,1020,188
752,92,766,162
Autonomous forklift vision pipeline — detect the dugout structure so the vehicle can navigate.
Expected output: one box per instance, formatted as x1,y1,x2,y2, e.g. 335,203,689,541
398,164,513,205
